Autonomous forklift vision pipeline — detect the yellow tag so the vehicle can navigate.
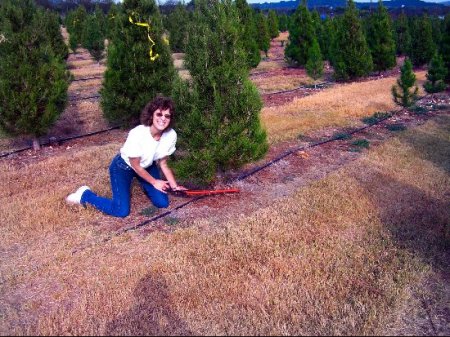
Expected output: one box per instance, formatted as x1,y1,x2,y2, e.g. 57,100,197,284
129,14,159,61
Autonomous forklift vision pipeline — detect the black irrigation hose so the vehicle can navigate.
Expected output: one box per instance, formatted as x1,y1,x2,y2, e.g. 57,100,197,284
0,125,121,159
69,94,101,101
262,81,333,96
71,76,103,82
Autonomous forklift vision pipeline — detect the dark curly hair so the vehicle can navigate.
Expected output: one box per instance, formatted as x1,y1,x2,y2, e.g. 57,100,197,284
140,96,175,131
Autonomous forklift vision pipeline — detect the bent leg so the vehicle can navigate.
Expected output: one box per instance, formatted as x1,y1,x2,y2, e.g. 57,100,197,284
138,164,169,208
81,155,134,217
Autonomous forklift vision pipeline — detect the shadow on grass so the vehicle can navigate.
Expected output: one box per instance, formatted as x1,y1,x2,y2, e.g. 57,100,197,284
106,272,192,336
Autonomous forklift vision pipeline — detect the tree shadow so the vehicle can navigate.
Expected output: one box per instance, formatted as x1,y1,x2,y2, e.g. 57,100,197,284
106,272,192,336
354,168,449,271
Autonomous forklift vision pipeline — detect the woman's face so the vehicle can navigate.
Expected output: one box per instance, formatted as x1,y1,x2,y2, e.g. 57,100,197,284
152,108,171,132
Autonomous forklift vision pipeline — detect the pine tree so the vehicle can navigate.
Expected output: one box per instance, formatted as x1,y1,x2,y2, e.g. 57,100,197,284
423,53,447,94
306,39,323,86
441,13,450,83
409,15,435,67
43,9,69,60
255,12,270,57
101,0,176,126
0,0,70,150
320,17,335,61
392,58,418,108
366,1,396,73
165,3,190,53
394,10,411,56
172,0,268,184
278,13,288,32
267,10,279,39
331,0,373,81
236,0,260,68
285,1,315,67
83,14,105,62
67,5,87,53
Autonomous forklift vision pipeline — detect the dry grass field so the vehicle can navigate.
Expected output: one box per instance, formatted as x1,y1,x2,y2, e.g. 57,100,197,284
0,114,448,335
262,72,427,144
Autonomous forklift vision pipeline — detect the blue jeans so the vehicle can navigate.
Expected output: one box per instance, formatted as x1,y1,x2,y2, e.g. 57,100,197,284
81,154,169,218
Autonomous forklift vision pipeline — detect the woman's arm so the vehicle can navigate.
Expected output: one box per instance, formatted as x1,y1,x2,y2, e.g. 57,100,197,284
129,157,169,193
158,157,186,191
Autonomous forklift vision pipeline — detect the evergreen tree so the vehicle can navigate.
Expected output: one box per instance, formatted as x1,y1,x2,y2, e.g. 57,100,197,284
43,9,69,60
394,10,411,56
0,0,70,150
67,5,87,53
267,10,279,39
331,0,372,81
319,17,335,61
285,1,315,67
441,13,450,83
101,0,176,126
106,3,120,40
172,0,268,184
278,13,288,32
392,58,418,108
236,0,260,68
83,13,105,62
366,1,396,73
409,15,435,67
165,2,190,53
423,53,447,94
255,12,270,57
306,39,323,86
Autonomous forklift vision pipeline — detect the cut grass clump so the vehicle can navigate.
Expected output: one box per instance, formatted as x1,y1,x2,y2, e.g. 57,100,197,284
361,111,392,125
164,216,180,226
349,139,370,152
333,131,353,141
139,206,158,217
408,105,428,115
386,123,407,132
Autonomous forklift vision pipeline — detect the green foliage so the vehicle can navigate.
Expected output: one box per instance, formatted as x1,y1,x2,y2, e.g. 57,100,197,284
267,10,279,39
331,0,373,81
394,10,411,56
408,105,428,115
285,2,315,67
278,13,288,32
424,53,447,94
409,15,435,67
164,3,190,53
332,132,352,140
351,139,370,149
0,0,70,148
366,1,396,72
236,0,260,68
319,17,335,61
65,5,87,53
83,14,105,62
140,205,158,216
43,9,69,60
306,39,323,82
100,0,176,126
440,13,450,83
172,0,268,185
255,12,270,57
361,111,392,125
392,59,418,108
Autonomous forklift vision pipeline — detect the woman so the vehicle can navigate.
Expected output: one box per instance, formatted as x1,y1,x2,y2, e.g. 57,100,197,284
66,96,186,217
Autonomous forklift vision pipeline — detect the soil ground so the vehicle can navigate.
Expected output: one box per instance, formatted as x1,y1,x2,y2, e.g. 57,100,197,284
1,32,449,335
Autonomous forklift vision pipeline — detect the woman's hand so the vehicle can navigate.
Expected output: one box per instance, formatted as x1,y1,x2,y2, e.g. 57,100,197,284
153,179,170,193
171,185,188,191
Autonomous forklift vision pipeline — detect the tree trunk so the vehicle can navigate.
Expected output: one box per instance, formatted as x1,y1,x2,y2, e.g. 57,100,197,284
32,137,40,151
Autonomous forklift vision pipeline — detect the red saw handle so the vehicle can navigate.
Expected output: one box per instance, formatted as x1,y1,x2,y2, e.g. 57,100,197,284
174,188,240,196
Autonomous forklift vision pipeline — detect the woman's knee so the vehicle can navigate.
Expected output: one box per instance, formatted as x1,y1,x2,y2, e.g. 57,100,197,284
115,204,131,218
152,197,169,209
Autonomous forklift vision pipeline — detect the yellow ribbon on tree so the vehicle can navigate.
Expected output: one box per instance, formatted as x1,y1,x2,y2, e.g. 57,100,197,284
129,14,159,61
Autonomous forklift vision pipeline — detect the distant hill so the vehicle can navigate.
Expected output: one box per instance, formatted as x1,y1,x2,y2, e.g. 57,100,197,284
252,0,448,11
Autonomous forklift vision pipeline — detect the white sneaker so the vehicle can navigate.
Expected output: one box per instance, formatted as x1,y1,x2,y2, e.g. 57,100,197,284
66,186,90,205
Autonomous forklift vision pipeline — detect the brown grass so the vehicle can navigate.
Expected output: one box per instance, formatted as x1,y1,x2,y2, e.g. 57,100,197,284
262,71,427,144
1,113,448,335
252,74,313,94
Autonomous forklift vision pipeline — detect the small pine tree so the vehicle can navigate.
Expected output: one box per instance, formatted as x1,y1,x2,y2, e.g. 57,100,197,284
255,12,270,57
236,0,260,68
165,3,190,53
0,0,70,150
267,10,279,39
331,0,373,81
306,39,323,86
441,13,450,83
285,1,315,67
409,15,435,67
278,13,288,32
392,58,418,107
83,14,105,63
366,0,396,73
424,53,447,94
101,0,176,126
394,10,411,56
172,0,268,184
